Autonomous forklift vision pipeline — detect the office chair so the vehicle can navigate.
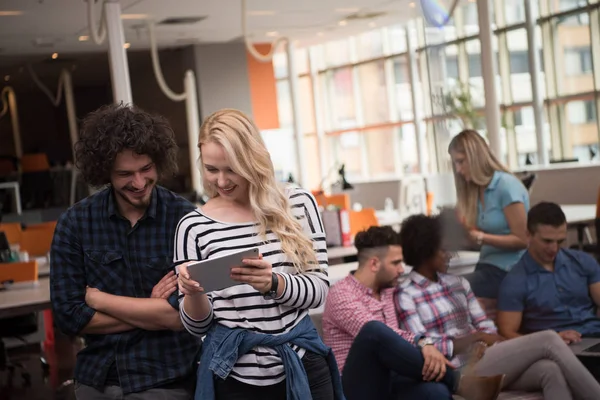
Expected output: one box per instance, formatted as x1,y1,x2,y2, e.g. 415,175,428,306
0,314,36,388
570,188,600,262
0,260,39,388
520,173,536,194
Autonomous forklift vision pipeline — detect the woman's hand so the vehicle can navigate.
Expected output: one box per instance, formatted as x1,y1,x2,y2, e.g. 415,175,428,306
178,263,205,296
230,254,272,293
479,333,504,346
468,229,485,245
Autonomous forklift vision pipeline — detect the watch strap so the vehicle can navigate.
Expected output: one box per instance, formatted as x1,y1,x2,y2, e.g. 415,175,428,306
263,272,279,299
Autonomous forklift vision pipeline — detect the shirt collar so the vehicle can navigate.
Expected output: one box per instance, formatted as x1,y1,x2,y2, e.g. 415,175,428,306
486,170,501,192
348,274,376,296
347,273,396,298
523,249,567,274
408,270,439,289
107,186,158,220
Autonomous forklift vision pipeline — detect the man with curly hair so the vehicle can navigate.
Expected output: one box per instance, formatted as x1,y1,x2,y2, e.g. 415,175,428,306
50,104,199,399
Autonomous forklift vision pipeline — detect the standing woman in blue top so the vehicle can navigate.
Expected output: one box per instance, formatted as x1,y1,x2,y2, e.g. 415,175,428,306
174,109,343,400
448,130,529,311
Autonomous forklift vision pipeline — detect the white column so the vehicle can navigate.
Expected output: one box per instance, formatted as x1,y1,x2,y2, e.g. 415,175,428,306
477,0,502,157
104,0,132,104
184,71,203,195
308,47,328,182
406,22,427,174
2,87,22,158
524,0,549,165
286,41,307,187
62,70,78,160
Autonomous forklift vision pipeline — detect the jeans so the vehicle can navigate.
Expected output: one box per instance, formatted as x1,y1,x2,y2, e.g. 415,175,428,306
214,350,334,400
465,262,508,299
341,321,455,400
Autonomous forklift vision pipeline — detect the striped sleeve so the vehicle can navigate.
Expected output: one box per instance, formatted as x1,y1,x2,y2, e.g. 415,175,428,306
173,211,203,264
274,189,329,310
173,210,215,337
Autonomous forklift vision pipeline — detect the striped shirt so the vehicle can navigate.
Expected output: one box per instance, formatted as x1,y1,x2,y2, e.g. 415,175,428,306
173,187,329,386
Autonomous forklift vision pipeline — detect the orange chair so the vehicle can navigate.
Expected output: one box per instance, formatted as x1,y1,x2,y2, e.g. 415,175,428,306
19,229,54,257
20,153,50,173
349,208,379,239
0,260,38,283
312,192,351,211
0,222,22,245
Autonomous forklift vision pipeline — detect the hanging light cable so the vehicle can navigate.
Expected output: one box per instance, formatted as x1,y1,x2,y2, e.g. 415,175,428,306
87,0,107,45
241,0,287,62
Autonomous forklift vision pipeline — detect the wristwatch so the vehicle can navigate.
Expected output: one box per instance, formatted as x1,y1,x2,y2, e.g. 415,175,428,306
262,272,279,300
418,337,435,349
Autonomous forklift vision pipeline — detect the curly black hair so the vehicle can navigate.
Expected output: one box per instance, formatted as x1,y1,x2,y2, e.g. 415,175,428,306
355,226,402,264
74,103,179,187
399,214,443,268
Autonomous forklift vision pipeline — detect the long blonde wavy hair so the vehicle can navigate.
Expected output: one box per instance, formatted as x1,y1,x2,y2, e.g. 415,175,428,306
198,109,317,273
448,130,512,227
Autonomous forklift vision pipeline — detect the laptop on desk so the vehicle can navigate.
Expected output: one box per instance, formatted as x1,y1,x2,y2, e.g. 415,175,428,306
570,338,600,357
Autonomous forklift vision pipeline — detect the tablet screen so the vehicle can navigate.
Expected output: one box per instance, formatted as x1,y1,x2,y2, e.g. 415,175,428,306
185,247,259,292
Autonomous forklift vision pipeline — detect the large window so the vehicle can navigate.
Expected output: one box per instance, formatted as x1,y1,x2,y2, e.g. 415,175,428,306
269,0,600,188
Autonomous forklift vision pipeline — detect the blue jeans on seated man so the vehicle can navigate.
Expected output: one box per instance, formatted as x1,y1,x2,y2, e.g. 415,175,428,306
341,321,456,400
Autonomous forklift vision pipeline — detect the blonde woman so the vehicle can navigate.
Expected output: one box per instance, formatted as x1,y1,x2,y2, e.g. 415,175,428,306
174,109,343,400
448,130,529,307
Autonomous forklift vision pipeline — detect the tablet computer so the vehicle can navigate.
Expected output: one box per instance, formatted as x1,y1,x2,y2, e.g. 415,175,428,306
183,247,260,292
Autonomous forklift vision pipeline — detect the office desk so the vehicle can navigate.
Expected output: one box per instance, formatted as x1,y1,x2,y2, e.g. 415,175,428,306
0,277,51,318
562,204,597,249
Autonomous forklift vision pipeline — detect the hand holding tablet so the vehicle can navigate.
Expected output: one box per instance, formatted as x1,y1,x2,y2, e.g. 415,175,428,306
178,247,261,293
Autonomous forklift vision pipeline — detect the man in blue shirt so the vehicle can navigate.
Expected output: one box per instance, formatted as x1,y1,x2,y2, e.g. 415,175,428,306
51,104,199,399
497,201,600,377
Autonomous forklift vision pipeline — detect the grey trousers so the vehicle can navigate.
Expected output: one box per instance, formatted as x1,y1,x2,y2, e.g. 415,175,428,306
474,330,600,400
74,382,193,400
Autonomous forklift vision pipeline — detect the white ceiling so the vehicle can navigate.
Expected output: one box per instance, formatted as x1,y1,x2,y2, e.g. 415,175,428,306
0,0,422,59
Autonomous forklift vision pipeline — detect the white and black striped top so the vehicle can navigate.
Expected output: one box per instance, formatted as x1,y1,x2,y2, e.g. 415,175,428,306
173,187,329,386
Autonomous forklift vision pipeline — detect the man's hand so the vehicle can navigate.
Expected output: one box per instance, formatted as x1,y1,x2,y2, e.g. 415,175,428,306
85,286,103,309
421,345,453,382
558,330,582,344
151,271,178,299
478,333,505,346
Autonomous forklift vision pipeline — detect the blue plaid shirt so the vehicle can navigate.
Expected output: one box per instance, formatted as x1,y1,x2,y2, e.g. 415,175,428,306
50,186,200,394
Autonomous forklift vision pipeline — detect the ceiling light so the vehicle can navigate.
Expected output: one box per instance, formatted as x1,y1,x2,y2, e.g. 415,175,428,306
79,35,89,41
266,31,278,37
338,20,348,26
121,14,149,20
0,11,23,16
248,10,276,16
51,52,58,59
409,2,416,8
124,42,131,49
335,8,360,13
4,75,9,82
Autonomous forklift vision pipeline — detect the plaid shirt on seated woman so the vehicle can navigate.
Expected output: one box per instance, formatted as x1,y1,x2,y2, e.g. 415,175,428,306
396,270,497,368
